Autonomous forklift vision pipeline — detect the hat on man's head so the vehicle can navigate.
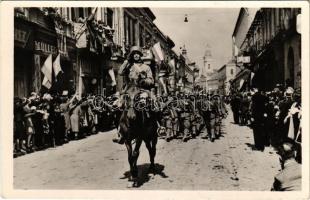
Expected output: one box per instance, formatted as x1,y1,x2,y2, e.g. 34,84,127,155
285,87,294,96
277,137,297,158
128,46,143,58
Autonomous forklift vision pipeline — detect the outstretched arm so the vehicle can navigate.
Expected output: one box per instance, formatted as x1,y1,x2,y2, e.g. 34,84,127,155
118,60,129,75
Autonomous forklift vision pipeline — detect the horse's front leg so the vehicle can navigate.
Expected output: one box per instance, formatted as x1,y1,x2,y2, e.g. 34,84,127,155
131,139,142,187
145,137,157,173
125,141,133,181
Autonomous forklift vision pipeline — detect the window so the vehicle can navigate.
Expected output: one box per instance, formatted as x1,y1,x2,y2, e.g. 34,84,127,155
124,13,137,46
230,69,234,75
78,8,84,18
208,64,210,69
71,8,76,21
107,8,113,28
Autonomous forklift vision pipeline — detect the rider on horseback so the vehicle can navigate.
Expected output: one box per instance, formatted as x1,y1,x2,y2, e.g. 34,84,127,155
112,46,155,144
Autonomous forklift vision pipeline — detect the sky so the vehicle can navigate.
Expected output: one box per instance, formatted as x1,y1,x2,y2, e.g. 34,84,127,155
151,8,239,71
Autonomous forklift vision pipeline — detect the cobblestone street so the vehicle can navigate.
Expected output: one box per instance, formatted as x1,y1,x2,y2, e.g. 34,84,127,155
14,109,280,190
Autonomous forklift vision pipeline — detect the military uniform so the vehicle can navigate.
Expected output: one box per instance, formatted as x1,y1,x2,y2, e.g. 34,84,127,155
114,46,154,144
179,96,195,141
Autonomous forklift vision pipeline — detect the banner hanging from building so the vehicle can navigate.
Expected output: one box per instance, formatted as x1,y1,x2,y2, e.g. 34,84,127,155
41,54,53,89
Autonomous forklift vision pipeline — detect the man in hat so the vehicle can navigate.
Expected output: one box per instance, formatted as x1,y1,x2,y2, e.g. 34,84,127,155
112,46,154,144
271,138,301,191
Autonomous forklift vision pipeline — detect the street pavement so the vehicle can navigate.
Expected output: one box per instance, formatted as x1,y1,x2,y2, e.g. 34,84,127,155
14,109,280,190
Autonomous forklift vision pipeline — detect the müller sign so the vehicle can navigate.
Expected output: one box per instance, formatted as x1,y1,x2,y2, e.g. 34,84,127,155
34,41,57,54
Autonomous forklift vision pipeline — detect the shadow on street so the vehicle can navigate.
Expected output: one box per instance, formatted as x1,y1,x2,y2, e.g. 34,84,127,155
120,163,168,187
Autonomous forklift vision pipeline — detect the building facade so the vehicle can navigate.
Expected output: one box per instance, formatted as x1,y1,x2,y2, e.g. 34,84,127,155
217,59,238,95
232,8,301,91
14,8,76,97
14,7,178,98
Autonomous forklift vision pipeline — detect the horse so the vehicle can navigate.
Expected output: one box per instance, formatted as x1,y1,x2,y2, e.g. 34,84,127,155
118,89,159,187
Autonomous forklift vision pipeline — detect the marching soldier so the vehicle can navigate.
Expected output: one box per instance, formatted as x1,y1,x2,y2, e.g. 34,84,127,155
180,92,195,142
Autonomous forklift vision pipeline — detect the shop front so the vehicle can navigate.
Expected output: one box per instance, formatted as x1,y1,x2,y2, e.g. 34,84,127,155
14,9,76,97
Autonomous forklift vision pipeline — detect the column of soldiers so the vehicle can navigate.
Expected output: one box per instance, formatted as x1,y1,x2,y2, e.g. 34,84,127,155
157,91,228,143
13,91,121,157
230,85,301,161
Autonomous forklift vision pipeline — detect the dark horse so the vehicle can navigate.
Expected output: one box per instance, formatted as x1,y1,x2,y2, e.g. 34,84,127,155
118,90,158,187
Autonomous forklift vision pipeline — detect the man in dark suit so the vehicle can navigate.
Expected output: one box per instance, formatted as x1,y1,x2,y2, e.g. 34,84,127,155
230,93,241,124
251,88,268,151
271,138,301,191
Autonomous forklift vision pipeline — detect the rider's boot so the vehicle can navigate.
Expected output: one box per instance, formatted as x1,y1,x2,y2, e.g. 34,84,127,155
112,127,125,144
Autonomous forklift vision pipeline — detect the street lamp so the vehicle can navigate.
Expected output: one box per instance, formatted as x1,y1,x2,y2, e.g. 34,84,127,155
184,14,188,22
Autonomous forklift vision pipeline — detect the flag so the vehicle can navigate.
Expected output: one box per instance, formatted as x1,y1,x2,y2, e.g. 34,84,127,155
42,76,52,89
86,7,99,53
232,36,239,57
234,44,239,57
169,59,175,68
87,7,98,21
41,54,53,89
239,79,244,90
74,23,87,48
53,54,63,78
152,42,164,62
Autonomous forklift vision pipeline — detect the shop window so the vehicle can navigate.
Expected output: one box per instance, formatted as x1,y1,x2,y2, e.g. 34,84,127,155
107,8,113,28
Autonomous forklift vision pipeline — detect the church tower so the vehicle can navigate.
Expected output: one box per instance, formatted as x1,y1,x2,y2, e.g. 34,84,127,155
203,43,214,79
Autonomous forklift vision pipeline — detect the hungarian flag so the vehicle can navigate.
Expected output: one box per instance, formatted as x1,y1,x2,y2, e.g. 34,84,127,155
41,54,53,89
152,42,164,62
53,54,63,79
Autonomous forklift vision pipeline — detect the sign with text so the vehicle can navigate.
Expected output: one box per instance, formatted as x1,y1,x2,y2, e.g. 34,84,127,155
35,41,58,55
15,28,30,48
237,56,250,64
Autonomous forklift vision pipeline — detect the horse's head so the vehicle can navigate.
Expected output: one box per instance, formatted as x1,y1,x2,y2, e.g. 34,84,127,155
134,91,150,111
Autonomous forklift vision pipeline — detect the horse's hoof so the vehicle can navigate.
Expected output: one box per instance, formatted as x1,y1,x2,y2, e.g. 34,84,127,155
132,181,139,187
127,181,139,188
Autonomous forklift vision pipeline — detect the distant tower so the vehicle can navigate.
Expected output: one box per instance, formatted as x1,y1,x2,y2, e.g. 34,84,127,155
203,44,214,79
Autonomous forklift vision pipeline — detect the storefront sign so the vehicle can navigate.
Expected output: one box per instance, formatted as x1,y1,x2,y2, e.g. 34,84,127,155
15,28,30,48
34,41,57,54
237,56,250,64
